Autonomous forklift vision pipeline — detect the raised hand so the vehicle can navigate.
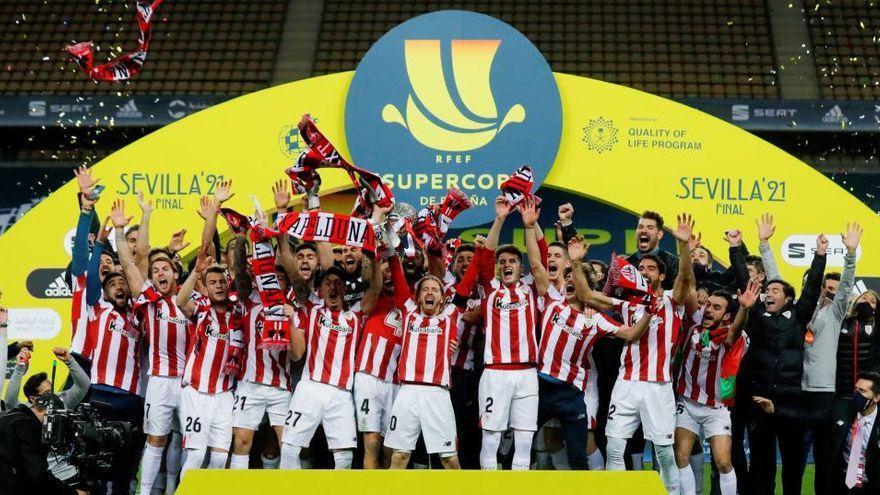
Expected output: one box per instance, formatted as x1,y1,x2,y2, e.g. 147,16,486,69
194,245,214,274
297,113,312,130
169,229,190,253
136,191,153,214
0,305,7,328
756,213,775,242
557,203,574,225
473,235,487,249
567,235,590,262
272,178,292,210
197,195,218,220
110,199,133,228
842,221,863,254
74,166,99,193
688,231,702,252
672,213,696,243
737,277,761,309
214,179,234,204
816,234,829,256
724,229,743,247
96,216,112,243
494,196,511,220
518,197,540,227
52,347,72,363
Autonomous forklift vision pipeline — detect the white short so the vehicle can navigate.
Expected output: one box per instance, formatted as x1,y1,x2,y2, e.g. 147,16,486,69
281,379,357,450
675,396,732,439
585,371,599,430
232,380,292,430
179,386,234,450
605,379,676,445
144,376,183,436
383,384,457,455
354,372,397,434
478,367,539,432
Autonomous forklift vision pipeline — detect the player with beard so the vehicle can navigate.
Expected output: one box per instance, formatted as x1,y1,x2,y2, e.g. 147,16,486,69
383,258,463,469
474,196,548,471
531,233,651,470
675,282,760,495
627,211,679,291
176,245,244,478
280,208,385,469
579,213,698,494
339,245,368,305
354,257,403,469
112,200,191,494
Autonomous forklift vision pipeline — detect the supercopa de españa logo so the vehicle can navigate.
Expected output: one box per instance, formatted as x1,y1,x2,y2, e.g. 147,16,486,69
278,124,305,160
582,117,619,154
345,10,562,227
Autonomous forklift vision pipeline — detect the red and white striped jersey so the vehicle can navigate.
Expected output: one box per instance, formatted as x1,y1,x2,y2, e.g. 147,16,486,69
616,292,683,383
87,301,141,394
538,300,621,390
300,301,363,390
452,297,481,370
134,281,191,378
397,300,460,387
482,275,541,366
676,309,744,407
356,296,402,382
70,273,91,356
240,294,291,390
183,299,244,394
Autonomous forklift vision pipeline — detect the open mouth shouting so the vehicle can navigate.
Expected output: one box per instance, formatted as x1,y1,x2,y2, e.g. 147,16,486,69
156,276,171,293
548,262,560,278
637,233,652,251
299,264,313,280
344,257,358,273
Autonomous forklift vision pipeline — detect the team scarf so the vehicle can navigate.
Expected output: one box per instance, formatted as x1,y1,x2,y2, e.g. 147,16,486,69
688,321,746,407
285,116,394,218
250,237,290,351
603,254,653,306
66,0,163,81
412,187,472,256
499,165,542,208
276,210,377,254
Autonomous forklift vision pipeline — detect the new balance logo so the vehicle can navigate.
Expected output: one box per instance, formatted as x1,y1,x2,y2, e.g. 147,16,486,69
116,100,143,118
821,104,846,124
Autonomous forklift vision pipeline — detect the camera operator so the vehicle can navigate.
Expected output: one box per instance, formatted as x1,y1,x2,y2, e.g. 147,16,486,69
0,365,88,495
4,346,91,485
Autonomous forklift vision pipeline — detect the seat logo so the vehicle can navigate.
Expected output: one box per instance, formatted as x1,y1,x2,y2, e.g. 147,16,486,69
381,39,525,152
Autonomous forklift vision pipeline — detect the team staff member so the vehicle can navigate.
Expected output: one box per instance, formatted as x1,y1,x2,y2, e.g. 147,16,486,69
833,371,880,493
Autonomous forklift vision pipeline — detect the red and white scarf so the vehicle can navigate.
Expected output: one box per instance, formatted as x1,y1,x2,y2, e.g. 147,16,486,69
499,165,541,208
285,116,394,218
412,187,472,256
66,0,163,81
250,237,290,351
603,254,654,306
276,210,377,254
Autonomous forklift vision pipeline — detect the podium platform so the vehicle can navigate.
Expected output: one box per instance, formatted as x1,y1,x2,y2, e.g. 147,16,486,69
177,470,667,494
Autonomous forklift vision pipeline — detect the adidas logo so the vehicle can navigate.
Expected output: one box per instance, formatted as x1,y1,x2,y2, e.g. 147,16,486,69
821,104,846,124
116,100,143,118
45,275,73,298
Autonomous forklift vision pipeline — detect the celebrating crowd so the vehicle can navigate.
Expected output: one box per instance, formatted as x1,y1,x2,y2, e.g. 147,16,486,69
0,115,874,495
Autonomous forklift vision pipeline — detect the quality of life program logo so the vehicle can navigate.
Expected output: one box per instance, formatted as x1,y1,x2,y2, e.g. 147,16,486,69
345,10,563,227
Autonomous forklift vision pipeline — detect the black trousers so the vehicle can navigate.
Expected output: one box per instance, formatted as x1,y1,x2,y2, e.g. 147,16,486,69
747,406,806,495
803,391,837,495
450,367,481,469
536,378,589,470
87,386,144,495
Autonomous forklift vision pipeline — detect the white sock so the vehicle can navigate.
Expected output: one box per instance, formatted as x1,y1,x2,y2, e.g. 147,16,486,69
208,451,228,469
139,444,165,495
605,437,626,471
535,451,552,469
550,448,570,470
280,443,302,469
587,449,605,470
631,452,644,470
230,454,250,469
480,431,502,470
165,433,182,495
512,430,534,470
333,450,353,469
679,465,696,495
180,448,206,479
719,470,737,495
653,444,680,495
690,453,704,494
262,454,281,469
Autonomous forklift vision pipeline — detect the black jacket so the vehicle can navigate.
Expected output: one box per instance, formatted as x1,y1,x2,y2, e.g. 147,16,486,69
740,253,826,418
626,249,679,291
0,405,75,495
832,404,880,492
693,244,751,293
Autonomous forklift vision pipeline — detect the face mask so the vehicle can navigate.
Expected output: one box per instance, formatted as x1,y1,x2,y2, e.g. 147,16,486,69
856,301,875,320
852,391,871,412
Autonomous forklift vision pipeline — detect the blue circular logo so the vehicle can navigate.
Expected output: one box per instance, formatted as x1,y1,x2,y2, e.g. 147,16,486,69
345,10,562,227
